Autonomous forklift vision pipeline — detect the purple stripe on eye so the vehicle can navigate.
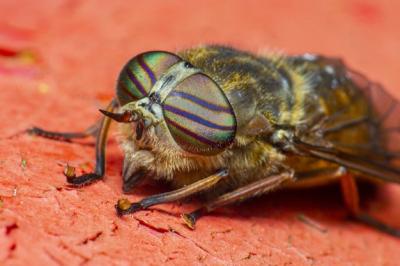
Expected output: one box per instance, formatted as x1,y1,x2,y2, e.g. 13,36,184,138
165,117,218,147
120,81,137,98
126,67,147,96
138,55,157,84
164,105,235,131
169,91,232,113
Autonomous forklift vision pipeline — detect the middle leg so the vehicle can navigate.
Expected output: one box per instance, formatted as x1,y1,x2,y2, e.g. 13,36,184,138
115,169,229,215
182,171,294,229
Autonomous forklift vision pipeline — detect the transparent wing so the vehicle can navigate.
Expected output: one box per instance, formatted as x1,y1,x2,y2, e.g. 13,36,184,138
296,65,400,183
293,138,400,184
345,69,400,162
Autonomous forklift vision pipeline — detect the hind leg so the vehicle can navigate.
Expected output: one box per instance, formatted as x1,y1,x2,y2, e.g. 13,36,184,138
340,173,400,237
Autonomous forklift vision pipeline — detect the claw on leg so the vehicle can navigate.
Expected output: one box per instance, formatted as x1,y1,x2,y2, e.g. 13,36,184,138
63,164,102,186
115,199,142,216
181,209,204,230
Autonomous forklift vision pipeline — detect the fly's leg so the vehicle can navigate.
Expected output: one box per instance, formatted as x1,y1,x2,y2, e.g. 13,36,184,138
340,173,360,214
30,99,118,186
27,122,100,141
26,109,111,141
115,169,229,215
340,173,400,237
27,99,118,141
67,100,117,186
182,171,294,229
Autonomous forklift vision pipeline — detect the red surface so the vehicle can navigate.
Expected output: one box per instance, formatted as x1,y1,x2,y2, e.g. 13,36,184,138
1,1,400,265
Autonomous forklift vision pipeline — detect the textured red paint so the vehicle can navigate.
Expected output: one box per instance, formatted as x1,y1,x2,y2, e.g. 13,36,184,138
1,1,400,265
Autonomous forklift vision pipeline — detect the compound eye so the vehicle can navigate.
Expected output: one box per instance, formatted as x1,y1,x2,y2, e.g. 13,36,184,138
163,73,236,155
117,51,181,105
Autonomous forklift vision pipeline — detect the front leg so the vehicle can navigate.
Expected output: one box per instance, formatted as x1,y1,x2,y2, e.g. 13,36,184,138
66,100,117,186
115,169,229,215
27,122,100,141
26,99,119,141
28,99,118,186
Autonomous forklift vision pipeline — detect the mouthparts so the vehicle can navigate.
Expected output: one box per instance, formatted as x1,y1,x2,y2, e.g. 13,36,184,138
99,109,139,123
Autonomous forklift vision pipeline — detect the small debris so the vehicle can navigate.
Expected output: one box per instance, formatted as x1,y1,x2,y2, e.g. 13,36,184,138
297,213,328,233
12,187,17,197
20,158,27,170
210,228,232,239
241,252,257,260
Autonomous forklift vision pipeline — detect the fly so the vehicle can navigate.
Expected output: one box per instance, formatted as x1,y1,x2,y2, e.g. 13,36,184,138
28,45,400,237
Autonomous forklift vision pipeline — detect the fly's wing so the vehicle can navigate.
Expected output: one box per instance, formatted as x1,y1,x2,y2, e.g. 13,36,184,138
295,67,400,183
293,139,400,184
346,69,400,162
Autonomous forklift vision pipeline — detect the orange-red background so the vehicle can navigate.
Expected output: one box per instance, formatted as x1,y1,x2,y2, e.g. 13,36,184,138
0,1,399,265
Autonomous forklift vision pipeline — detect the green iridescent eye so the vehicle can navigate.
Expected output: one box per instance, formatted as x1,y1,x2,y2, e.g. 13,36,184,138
163,73,237,155
116,51,181,105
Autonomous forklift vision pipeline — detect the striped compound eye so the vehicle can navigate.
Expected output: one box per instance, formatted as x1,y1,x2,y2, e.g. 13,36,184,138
117,51,181,105
163,73,237,155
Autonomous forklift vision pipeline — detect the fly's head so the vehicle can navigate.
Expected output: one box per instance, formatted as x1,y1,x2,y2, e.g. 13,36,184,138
103,51,237,192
